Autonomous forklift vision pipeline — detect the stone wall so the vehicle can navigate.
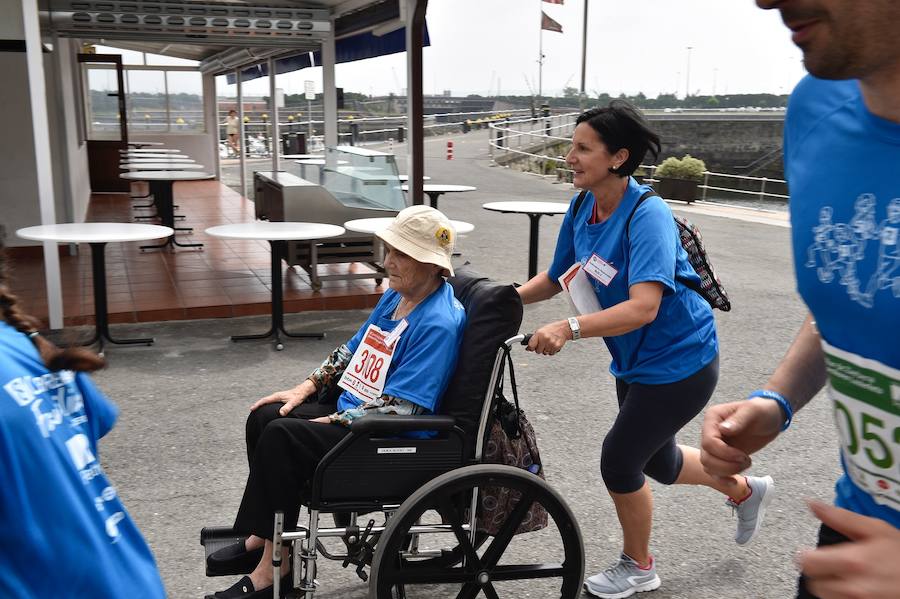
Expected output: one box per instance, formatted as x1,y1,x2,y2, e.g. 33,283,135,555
648,118,784,178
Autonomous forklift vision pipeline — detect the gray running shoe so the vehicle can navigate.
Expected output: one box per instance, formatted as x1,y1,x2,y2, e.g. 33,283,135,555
727,475,775,545
584,553,661,599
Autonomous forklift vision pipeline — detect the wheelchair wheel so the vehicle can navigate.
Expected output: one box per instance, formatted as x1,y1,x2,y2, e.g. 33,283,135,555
369,464,584,599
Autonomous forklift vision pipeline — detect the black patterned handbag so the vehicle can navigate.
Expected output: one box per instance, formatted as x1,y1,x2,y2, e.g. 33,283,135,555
477,346,549,536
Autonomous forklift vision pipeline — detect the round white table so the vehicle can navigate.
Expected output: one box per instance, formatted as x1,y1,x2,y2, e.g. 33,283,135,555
127,141,164,149
119,159,198,204
483,201,569,279
16,223,173,353
205,222,345,350
120,152,190,160
119,162,204,171
120,171,214,250
120,157,195,163
400,184,477,210
120,148,181,154
344,217,474,235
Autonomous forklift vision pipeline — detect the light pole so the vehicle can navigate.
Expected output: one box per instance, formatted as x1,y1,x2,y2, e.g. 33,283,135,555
685,46,693,99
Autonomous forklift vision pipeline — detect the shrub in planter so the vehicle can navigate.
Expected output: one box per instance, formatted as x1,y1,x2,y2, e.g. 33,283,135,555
655,154,706,203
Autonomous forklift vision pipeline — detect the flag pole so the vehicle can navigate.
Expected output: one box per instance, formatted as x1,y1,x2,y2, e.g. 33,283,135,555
580,0,588,104
538,3,543,101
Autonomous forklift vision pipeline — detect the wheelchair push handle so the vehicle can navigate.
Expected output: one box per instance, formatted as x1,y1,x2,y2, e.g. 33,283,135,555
504,333,533,348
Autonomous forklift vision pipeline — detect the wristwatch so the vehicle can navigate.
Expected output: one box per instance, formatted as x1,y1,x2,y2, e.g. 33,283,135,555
567,317,581,340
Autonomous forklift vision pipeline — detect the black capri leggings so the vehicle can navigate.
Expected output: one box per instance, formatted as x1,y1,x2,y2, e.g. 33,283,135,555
600,356,719,494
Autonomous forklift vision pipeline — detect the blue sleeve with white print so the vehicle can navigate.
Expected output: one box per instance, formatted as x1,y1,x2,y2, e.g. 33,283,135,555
547,197,580,281
626,197,678,294
76,373,118,446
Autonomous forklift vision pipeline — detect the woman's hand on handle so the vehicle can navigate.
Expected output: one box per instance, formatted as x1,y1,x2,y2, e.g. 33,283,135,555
526,320,571,355
251,379,317,415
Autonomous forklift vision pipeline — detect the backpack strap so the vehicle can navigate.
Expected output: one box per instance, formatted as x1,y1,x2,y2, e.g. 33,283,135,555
623,188,707,301
624,189,661,242
572,189,588,215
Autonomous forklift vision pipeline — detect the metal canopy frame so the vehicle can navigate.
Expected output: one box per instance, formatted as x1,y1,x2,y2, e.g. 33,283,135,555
30,0,429,328
41,0,331,45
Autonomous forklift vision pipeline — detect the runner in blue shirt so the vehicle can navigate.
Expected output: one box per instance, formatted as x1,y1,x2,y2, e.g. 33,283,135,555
517,101,773,599
0,239,165,599
701,2,900,599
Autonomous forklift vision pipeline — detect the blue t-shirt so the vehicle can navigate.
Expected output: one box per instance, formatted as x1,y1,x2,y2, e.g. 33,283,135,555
785,75,900,527
339,283,466,415
547,177,718,384
0,322,165,598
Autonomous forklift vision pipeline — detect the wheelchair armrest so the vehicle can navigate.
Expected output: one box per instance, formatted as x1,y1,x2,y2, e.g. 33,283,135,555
350,414,457,435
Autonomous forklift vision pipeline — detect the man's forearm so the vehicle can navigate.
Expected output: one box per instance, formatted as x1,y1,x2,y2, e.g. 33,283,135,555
764,314,828,414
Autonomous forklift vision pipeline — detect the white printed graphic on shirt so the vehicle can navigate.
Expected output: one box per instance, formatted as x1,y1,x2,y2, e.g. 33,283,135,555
3,370,123,542
805,195,900,307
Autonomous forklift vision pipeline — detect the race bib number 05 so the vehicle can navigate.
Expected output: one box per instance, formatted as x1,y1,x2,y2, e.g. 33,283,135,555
824,341,900,510
338,324,395,402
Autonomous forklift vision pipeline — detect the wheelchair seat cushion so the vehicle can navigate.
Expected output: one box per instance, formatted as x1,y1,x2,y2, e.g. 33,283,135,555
443,267,523,450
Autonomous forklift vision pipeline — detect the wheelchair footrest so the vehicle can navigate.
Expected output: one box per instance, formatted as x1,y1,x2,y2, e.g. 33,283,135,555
200,526,248,577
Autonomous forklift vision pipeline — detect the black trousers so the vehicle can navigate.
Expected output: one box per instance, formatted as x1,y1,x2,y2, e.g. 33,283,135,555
234,399,348,540
796,523,849,599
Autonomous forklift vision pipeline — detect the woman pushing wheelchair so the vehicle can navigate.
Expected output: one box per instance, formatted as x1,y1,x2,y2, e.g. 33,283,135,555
516,101,773,599
205,206,466,599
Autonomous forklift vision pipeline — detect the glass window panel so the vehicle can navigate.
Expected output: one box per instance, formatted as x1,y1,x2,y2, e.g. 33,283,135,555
146,54,199,67
94,45,144,65
84,66,122,141
126,70,167,132
166,71,205,132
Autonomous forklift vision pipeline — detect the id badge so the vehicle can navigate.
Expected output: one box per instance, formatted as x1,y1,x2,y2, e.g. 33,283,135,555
338,324,397,402
583,253,619,286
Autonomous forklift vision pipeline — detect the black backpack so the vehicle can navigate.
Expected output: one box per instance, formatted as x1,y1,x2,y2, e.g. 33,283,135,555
572,189,731,311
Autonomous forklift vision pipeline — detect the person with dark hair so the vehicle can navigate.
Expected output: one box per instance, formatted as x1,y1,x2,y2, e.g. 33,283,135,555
701,2,900,598
0,236,165,598
516,100,772,598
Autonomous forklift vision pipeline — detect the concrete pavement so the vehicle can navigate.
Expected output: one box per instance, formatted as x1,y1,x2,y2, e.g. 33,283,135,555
87,129,838,598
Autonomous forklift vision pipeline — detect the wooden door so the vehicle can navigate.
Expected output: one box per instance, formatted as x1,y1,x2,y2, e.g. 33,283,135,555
78,54,129,192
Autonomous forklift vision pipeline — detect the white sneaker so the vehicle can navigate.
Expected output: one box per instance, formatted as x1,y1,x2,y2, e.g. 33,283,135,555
726,475,774,545
584,553,661,599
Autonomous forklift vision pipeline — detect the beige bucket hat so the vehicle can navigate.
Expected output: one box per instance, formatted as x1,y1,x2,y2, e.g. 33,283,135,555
376,205,456,276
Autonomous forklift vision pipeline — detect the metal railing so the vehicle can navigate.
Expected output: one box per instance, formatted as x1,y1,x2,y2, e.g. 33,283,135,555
488,116,789,205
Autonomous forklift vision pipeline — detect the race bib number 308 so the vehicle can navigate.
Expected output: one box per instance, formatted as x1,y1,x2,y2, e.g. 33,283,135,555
824,342,900,510
338,324,395,403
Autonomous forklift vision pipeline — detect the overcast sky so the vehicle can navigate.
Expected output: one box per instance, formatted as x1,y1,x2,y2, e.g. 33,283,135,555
218,0,806,100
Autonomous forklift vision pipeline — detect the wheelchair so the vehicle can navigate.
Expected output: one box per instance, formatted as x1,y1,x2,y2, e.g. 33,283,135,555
201,270,585,598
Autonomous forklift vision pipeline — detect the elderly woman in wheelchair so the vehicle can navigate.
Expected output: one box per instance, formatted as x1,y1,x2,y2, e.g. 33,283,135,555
203,206,586,599
204,206,466,599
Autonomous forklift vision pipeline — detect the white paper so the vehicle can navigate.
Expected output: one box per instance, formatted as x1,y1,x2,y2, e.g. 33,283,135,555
558,263,602,315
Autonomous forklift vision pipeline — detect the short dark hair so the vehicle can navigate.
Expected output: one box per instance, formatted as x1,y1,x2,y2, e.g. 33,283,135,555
575,100,661,177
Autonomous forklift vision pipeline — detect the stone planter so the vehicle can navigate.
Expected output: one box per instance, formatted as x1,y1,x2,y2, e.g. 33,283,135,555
656,177,699,203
